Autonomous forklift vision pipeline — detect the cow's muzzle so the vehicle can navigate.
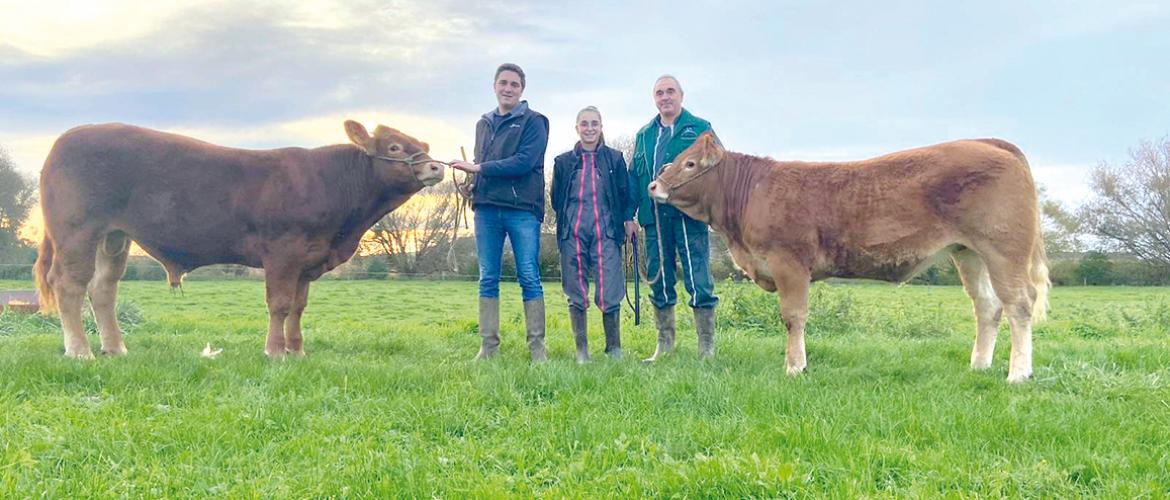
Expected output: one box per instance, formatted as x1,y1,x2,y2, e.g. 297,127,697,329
417,161,445,186
647,180,669,201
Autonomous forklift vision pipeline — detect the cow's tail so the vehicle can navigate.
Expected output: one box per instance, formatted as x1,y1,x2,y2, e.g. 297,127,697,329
1030,213,1050,323
1013,142,1050,323
34,234,57,315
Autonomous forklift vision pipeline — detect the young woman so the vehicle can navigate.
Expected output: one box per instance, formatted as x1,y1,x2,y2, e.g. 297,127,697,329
550,106,638,362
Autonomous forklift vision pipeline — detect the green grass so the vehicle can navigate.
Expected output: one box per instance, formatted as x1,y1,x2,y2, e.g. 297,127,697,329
1,279,1168,497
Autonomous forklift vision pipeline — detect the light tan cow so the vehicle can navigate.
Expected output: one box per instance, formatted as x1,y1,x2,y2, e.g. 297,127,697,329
648,132,1049,382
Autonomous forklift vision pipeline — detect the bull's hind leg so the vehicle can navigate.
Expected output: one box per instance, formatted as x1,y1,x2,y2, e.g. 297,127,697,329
951,248,1003,370
283,278,311,356
88,231,131,356
50,229,102,359
977,247,1038,383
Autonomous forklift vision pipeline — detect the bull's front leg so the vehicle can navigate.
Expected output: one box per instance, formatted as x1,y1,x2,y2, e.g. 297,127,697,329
262,265,300,359
283,277,311,356
770,257,811,376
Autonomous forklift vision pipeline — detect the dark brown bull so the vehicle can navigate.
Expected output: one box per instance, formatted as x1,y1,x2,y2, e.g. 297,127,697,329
34,121,443,358
648,132,1049,382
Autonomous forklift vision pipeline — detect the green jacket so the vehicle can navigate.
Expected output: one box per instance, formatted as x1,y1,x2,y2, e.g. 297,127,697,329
628,108,714,226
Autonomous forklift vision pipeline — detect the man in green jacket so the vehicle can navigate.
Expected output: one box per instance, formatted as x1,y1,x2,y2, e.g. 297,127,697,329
628,75,719,361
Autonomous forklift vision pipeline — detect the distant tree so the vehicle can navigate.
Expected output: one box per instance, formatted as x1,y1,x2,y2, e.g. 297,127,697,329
0,146,37,256
608,134,635,166
1080,137,1170,267
1076,251,1114,285
1037,186,1085,256
362,182,459,275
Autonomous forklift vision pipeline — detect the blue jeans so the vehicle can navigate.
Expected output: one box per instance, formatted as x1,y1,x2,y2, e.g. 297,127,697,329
475,205,544,301
644,214,718,309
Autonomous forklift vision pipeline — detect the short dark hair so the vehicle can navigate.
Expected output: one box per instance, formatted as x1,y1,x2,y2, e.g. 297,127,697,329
494,63,526,89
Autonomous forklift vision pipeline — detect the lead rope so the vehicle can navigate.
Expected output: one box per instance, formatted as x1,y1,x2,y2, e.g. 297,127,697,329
446,146,475,273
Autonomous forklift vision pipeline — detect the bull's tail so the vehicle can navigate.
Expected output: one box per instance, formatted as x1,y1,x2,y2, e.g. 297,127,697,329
1030,222,1050,323
34,234,57,315
986,137,1050,322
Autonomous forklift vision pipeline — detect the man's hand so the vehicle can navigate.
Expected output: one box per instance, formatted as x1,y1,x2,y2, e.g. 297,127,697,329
450,160,482,173
625,221,639,243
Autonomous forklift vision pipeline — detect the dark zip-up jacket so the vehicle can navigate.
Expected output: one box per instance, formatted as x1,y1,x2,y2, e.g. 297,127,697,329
551,141,635,242
472,100,550,220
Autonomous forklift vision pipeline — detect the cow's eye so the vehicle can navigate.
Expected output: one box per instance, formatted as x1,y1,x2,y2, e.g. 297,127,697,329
389,144,401,152
685,160,695,168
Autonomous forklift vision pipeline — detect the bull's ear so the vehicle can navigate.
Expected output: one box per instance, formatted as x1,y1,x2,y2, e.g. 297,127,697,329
344,120,374,154
699,132,724,167
421,142,430,153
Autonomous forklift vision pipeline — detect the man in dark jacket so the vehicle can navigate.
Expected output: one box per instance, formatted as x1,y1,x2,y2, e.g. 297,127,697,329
450,63,550,362
550,106,636,363
628,75,719,361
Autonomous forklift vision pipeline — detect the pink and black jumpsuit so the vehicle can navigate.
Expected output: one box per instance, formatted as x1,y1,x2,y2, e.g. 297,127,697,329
550,143,634,314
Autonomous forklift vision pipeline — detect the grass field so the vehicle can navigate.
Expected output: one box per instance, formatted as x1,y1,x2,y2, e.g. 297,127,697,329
1,278,1169,497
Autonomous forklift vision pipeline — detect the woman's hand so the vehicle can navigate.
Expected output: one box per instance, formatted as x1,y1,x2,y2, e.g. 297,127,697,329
625,221,639,243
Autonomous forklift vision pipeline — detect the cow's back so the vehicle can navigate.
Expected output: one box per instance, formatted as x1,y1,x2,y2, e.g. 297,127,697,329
736,139,1035,279
41,124,316,269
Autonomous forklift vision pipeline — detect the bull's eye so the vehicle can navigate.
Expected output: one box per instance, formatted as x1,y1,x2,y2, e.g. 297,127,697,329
389,144,401,152
685,160,695,168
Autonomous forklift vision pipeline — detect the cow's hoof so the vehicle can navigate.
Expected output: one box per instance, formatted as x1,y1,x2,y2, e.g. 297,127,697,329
65,350,96,360
285,349,305,357
265,350,286,360
101,345,128,357
785,364,806,376
1006,371,1032,384
970,356,993,370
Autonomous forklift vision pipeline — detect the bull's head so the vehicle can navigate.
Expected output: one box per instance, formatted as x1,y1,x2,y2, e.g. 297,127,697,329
647,131,724,208
344,120,445,188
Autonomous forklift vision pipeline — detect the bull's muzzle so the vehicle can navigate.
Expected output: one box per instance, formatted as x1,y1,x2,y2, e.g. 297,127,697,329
418,161,445,186
647,180,669,201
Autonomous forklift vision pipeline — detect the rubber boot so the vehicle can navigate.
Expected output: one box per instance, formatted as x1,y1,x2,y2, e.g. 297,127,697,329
524,298,547,363
695,306,716,360
474,297,500,360
603,310,622,359
570,307,589,364
643,305,675,362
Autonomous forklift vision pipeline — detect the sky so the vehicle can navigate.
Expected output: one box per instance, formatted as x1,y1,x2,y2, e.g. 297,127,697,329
2,0,1167,209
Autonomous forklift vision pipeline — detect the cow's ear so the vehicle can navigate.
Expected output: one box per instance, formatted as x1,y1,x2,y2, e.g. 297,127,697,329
344,120,374,154
699,132,724,167
421,142,430,153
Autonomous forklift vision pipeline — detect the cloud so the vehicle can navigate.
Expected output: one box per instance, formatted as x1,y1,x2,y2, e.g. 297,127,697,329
2,110,471,174
1031,162,1096,207
0,0,202,57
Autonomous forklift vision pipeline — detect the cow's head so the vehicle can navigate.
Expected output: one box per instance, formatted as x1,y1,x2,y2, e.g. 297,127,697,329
648,131,724,207
344,120,445,188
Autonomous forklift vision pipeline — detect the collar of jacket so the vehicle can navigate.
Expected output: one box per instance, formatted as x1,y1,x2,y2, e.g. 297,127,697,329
572,137,608,156
640,107,701,136
481,100,530,125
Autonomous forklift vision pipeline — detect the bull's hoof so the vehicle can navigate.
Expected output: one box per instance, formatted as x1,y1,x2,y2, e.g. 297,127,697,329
970,360,993,371
265,350,287,360
970,355,993,370
64,350,96,360
1006,370,1032,384
101,344,128,357
285,349,305,357
785,364,806,376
